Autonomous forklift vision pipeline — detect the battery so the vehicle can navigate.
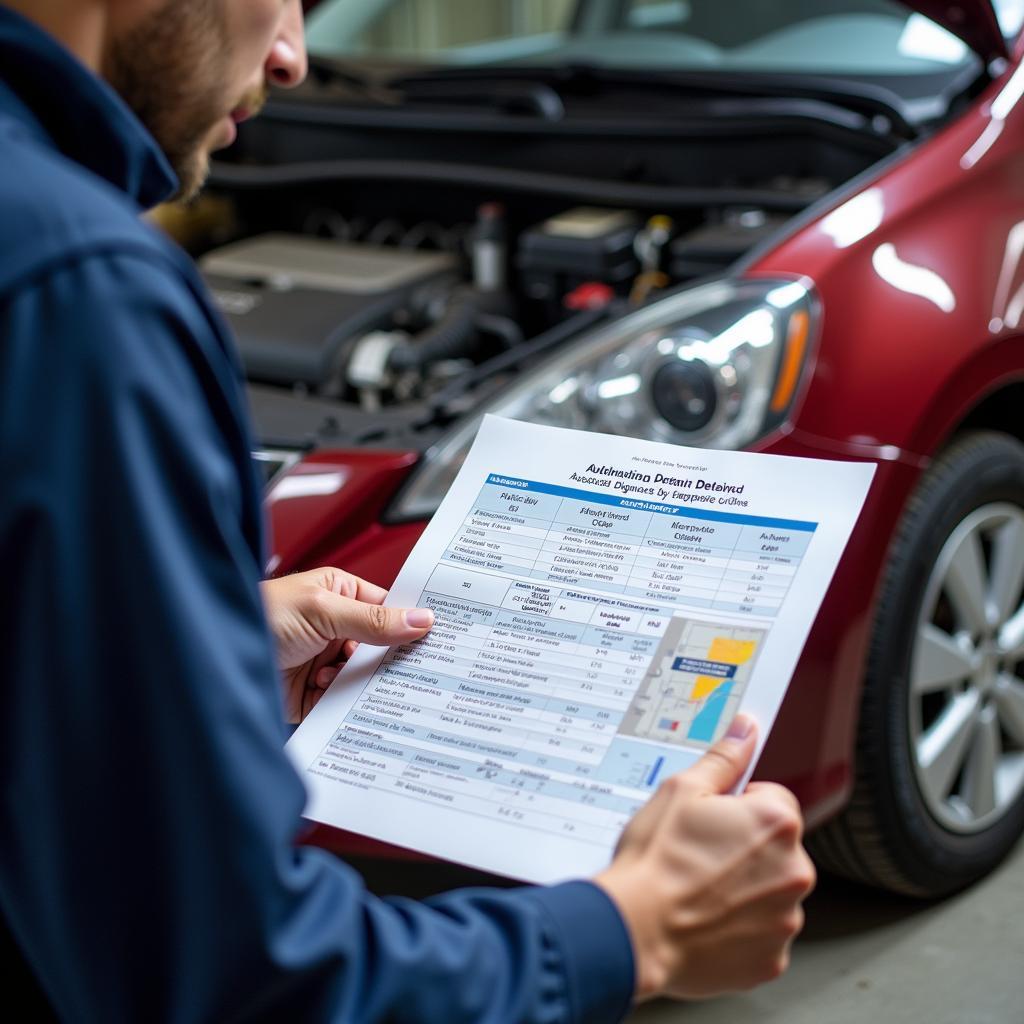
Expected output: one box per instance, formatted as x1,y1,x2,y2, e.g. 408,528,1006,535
516,206,639,305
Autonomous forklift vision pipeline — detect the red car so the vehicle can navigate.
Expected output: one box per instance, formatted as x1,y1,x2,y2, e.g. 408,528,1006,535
196,0,1024,896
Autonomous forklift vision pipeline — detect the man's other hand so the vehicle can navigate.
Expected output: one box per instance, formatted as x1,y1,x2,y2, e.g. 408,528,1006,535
261,568,434,722
594,716,815,1002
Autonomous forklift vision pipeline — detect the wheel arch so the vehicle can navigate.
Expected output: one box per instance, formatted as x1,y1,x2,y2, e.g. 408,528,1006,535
955,379,1024,445
903,335,1024,460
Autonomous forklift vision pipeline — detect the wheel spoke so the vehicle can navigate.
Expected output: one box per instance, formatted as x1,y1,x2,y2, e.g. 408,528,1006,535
996,754,1024,809
994,672,1024,746
961,705,1000,819
998,608,1024,660
988,517,1024,625
944,531,991,635
912,624,976,694
917,690,981,800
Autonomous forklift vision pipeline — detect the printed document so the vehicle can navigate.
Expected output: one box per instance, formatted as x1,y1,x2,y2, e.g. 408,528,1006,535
287,416,875,882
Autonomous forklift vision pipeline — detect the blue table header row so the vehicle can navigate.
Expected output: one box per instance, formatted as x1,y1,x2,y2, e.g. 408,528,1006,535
484,474,817,532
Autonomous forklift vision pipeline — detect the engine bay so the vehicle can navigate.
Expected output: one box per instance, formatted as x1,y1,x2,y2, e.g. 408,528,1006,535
204,201,796,397
200,186,822,449
188,83,916,465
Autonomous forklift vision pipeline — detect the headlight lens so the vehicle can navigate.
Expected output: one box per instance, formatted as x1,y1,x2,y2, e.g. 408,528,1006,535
390,276,818,521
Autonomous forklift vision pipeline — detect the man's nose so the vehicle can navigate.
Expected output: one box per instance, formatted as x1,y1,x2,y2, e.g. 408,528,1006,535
266,0,307,88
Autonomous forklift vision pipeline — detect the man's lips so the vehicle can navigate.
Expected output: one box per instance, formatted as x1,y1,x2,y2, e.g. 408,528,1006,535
218,108,252,149
230,88,267,127
215,94,266,150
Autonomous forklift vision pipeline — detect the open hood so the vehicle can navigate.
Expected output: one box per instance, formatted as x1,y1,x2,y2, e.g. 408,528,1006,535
905,1,1008,63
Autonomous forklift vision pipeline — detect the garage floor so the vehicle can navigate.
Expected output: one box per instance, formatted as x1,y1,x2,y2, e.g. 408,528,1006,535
631,838,1024,1024
351,835,1024,1024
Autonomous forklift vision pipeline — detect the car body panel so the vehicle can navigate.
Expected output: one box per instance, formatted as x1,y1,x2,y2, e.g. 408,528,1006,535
750,59,1024,457
266,450,418,576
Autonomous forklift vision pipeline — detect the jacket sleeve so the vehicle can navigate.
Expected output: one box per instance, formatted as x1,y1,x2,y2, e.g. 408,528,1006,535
0,249,635,1024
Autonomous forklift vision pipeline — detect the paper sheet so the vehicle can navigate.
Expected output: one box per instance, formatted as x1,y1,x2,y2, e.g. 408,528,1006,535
287,416,875,882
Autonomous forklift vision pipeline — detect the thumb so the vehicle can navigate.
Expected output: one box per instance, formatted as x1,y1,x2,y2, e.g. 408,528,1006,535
680,714,758,796
317,592,434,646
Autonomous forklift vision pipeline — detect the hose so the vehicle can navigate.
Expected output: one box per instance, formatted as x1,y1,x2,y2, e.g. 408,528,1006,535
388,288,490,372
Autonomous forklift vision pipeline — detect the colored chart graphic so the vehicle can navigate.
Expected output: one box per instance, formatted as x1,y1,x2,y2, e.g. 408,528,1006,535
618,618,765,747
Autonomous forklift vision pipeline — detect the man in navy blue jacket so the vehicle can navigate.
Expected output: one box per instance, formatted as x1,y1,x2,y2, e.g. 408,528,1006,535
0,2,814,1020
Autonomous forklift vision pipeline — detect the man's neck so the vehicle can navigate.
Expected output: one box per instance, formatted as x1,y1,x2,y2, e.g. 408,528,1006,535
3,0,107,70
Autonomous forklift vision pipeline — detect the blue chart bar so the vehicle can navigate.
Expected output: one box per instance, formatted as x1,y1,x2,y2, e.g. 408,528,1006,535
485,473,817,532
688,682,735,743
646,755,666,788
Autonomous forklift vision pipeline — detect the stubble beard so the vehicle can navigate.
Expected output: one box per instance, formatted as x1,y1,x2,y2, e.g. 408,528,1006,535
103,0,233,202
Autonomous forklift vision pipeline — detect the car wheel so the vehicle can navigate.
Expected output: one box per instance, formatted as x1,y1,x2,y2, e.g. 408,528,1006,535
809,431,1024,897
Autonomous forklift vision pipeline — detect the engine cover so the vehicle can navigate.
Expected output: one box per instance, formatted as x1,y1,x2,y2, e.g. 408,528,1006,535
201,233,457,388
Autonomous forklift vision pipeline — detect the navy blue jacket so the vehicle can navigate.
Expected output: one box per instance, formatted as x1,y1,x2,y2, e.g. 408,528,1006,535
0,9,634,1022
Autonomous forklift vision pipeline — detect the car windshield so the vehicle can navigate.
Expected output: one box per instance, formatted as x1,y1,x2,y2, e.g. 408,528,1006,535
307,0,1024,77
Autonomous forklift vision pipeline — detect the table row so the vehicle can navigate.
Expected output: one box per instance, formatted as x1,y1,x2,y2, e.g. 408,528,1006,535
440,554,787,614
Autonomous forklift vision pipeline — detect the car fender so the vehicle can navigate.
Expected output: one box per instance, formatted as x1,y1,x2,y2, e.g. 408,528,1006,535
748,58,1024,456
265,450,418,578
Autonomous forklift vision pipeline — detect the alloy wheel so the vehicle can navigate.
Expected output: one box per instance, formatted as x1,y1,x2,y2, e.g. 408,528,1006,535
910,503,1024,833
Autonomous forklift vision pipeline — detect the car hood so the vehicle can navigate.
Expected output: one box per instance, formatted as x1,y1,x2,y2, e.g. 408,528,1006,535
905,1,1007,62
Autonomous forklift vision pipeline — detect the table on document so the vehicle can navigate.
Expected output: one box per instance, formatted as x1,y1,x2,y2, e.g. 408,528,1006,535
446,474,814,617
309,473,817,848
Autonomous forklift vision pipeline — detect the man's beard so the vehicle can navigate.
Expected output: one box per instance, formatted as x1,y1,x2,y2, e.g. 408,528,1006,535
103,0,254,202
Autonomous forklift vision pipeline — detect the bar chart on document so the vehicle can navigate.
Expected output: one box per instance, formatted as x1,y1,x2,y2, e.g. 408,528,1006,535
287,417,875,882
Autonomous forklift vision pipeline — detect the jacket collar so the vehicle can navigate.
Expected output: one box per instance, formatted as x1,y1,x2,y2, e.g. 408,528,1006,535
0,6,178,208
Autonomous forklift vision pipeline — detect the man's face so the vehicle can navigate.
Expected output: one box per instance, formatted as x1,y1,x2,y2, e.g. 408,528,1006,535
104,0,306,201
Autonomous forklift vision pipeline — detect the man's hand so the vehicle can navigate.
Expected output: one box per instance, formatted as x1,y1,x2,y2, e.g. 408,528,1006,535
261,567,434,723
594,716,815,1002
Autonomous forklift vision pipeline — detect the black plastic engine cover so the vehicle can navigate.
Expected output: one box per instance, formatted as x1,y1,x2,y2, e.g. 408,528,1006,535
201,233,456,388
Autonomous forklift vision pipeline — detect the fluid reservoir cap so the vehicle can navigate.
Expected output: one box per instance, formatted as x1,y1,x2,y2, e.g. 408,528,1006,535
651,359,717,432
564,281,614,310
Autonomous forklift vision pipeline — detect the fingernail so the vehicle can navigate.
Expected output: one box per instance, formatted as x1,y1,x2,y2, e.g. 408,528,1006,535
726,713,754,740
405,608,434,629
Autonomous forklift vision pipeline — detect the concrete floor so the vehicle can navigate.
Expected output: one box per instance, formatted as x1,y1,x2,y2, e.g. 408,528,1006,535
352,835,1024,1024
631,838,1024,1024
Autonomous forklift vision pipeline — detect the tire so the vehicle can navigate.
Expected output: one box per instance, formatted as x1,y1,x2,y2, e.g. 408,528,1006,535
809,431,1024,897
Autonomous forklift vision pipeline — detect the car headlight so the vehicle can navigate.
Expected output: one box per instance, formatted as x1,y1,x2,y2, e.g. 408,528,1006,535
389,276,818,521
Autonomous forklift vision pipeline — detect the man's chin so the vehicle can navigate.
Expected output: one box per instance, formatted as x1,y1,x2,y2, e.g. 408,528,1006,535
170,150,212,204
172,118,240,202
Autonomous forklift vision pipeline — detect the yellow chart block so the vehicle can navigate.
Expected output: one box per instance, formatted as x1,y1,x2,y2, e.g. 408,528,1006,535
689,637,758,700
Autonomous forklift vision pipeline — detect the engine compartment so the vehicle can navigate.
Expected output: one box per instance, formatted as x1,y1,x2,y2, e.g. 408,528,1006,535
191,92,912,464
203,200,799,401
